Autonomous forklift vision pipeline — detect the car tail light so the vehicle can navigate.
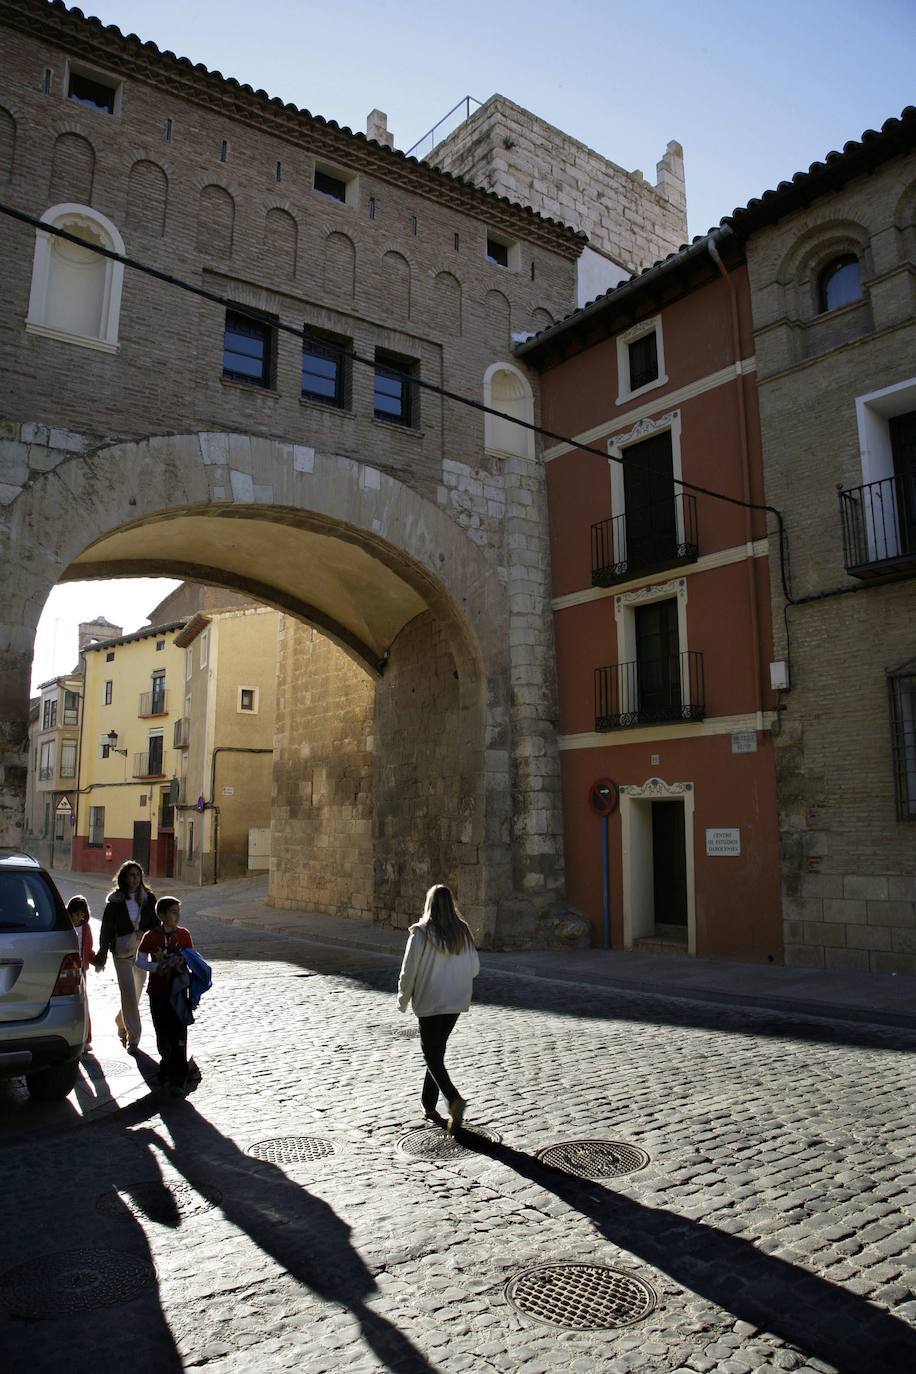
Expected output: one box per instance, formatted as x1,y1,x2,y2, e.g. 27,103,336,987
50,953,83,997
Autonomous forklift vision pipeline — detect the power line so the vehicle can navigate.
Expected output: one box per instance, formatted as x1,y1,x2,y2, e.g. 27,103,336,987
0,198,793,602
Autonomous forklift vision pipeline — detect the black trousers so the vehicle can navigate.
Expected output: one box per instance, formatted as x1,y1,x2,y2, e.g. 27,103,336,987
149,993,188,1086
418,1013,460,1114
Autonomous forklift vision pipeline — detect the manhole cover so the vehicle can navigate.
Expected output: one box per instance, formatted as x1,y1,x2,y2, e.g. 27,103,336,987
536,1139,649,1179
1,1247,157,1317
247,1136,335,1163
96,1180,222,1223
505,1263,657,1330
82,1059,134,1080
397,1124,502,1159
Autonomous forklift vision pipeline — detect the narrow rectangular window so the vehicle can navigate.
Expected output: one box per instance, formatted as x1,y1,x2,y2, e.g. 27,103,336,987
199,629,209,669
187,819,194,860
89,806,105,846
219,140,228,162
368,197,376,220
68,70,116,114
42,68,52,95
409,215,417,236
373,350,417,428
453,232,460,251
275,160,283,183
889,669,916,821
486,237,509,267
628,331,659,391
302,331,348,408
186,648,193,681
60,741,77,778
223,309,272,387
104,680,113,705
164,118,172,142
314,168,347,202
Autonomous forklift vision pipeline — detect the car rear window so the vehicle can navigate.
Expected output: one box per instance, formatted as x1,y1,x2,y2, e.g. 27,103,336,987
0,872,65,932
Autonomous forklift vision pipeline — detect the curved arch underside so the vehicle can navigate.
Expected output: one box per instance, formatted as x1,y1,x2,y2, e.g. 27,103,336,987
64,508,429,675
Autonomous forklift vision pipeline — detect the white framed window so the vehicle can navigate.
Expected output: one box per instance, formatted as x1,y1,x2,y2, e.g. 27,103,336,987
608,411,685,554
852,377,916,563
614,577,689,668
25,203,125,353
186,647,193,681
39,740,55,779
60,740,77,778
199,628,209,669
237,686,259,714
616,316,668,406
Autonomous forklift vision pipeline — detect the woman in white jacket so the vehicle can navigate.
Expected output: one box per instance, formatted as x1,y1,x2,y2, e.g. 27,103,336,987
397,884,480,1133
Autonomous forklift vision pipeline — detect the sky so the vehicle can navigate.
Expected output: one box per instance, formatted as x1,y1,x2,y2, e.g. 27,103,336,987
29,0,916,691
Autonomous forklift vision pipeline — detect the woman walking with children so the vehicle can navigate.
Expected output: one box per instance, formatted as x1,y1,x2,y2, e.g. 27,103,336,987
93,860,159,1054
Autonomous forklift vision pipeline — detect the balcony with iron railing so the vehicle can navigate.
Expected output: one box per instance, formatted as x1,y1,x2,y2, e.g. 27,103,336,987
133,751,166,779
591,495,698,587
173,717,190,749
595,652,705,731
139,689,168,718
839,474,916,580
38,767,53,780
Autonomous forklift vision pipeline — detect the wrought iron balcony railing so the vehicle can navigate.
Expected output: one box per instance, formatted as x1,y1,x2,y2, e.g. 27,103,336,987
133,751,166,778
173,717,190,749
591,494,698,587
139,689,168,717
839,475,916,578
595,651,705,731
38,767,53,780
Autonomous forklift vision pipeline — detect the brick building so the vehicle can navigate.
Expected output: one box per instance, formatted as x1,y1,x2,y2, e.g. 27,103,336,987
0,0,598,943
518,232,782,961
728,108,916,975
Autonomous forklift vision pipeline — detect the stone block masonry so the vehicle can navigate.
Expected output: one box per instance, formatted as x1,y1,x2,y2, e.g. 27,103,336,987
427,95,687,278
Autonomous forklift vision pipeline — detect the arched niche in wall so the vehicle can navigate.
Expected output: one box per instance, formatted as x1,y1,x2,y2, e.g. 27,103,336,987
484,361,535,460
126,159,168,238
433,270,462,334
529,307,554,333
0,106,15,181
48,132,95,204
324,231,355,298
484,288,511,352
25,202,125,352
196,184,235,257
265,207,298,278
382,250,411,319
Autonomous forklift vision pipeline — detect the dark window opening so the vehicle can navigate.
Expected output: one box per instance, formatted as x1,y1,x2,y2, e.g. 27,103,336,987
164,118,172,142
889,665,916,821
409,215,417,235
454,232,460,251
275,161,282,182
302,331,349,408
818,255,862,313
219,140,228,162
314,168,347,202
240,688,256,711
156,639,165,651
628,331,659,391
42,69,52,95
368,197,376,220
104,680,113,705
147,736,164,775
68,70,116,114
89,806,105,847
374,351,417,427
105,651,115,662
223,309,272,387
486,237,509,267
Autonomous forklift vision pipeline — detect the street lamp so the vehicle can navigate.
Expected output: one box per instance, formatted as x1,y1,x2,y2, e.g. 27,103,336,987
106,730,128,757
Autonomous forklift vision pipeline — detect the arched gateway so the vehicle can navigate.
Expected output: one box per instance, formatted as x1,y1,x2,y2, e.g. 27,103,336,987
0,429,566,945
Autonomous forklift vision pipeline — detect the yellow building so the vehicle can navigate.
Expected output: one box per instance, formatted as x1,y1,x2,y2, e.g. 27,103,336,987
74,622,187,878
171,605,279,883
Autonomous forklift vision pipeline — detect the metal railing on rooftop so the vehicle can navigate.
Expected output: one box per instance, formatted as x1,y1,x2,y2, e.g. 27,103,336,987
405,96,483,161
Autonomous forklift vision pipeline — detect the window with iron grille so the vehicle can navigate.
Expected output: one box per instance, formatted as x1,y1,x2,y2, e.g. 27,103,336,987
223,309,274,387
302,330,350,408
889,662,916,821
89,805,105,846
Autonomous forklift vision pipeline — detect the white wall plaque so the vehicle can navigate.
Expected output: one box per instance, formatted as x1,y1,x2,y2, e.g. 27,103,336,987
706,828,740,857
222,785,235,796
731,731,758,754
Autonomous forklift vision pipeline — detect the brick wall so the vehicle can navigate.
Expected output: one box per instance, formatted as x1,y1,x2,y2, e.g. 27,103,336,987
746,149,916,974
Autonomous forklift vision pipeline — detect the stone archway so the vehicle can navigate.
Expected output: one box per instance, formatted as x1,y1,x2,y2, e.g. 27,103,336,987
1,429,564,943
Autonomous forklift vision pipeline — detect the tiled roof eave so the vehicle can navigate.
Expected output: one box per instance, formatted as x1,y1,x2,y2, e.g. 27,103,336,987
1,0,586,259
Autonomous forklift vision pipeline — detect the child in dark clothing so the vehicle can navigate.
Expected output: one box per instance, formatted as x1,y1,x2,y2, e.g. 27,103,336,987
66,894,94,1050
136,896,193,1096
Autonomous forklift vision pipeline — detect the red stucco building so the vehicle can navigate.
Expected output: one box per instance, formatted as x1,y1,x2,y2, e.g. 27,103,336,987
519,229,783,962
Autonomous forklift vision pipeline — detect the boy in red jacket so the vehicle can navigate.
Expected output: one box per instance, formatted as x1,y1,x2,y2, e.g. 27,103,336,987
136,896,193,1096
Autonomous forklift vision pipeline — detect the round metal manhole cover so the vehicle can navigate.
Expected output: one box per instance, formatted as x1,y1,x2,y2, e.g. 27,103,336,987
247,1136,336,1164
1,1247,157,1318
536,1139,650,1180
96,1180,223,1223
397,1124,502,1159
82,1059,135,1080
505,1263,657,1330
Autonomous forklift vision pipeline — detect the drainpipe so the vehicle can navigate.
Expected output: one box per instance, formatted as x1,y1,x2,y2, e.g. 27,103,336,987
706,234,766,725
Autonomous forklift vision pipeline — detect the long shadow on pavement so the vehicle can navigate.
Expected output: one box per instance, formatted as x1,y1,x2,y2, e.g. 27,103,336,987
458,1131,916,1374
123,1098,442,1374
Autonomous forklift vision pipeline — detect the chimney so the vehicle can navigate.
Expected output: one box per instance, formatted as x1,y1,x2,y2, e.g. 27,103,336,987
366,109,394,149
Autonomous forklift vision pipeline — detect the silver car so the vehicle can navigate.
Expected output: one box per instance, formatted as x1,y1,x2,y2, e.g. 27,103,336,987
0,851,88,1100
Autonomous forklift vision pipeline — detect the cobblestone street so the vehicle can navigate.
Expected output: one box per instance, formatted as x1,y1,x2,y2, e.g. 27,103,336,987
1,878,915,1374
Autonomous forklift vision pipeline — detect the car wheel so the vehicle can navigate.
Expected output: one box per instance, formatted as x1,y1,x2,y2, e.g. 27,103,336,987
25,1060,80,1102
